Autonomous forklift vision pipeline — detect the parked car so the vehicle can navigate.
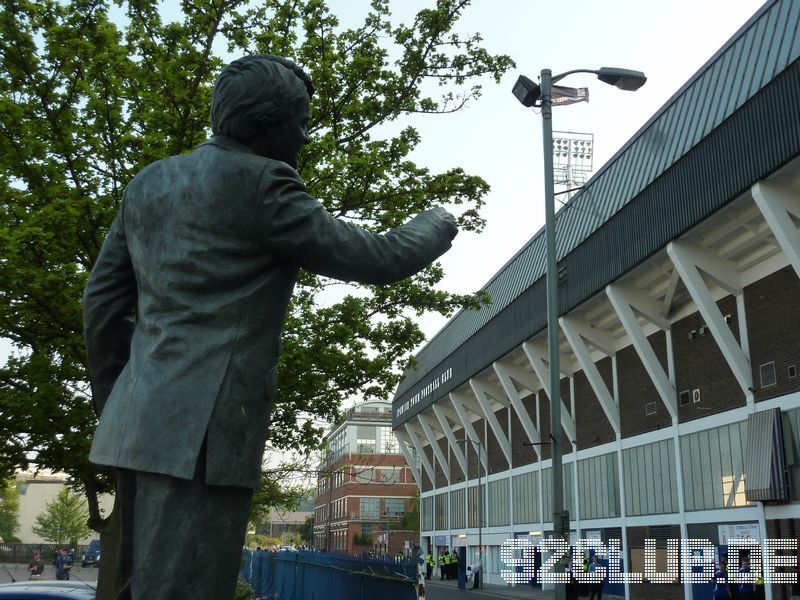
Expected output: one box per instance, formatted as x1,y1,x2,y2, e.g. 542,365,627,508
0,580,95,598
81,540,100,568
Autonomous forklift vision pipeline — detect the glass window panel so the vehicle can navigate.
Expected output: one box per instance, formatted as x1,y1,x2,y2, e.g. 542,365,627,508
360,497,380,519
385,498,405,516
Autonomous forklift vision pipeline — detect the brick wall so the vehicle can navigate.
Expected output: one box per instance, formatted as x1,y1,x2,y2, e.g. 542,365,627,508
619,330,673,438
535,385,574,461
422,446,433,492
745,265,800,402
436,437,449,487
487,407,510,475
466,422,486,480
449,437,465,484
511,392,538,468
574,356,617,450
673,295,745,422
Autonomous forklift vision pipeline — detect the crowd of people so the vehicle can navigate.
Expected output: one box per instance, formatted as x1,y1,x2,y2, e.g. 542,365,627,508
25,548,74,581
420,549,480,589
713,553,767,600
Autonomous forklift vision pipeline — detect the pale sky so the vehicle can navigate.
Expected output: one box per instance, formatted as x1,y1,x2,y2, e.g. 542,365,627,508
352,0,768,340
0,0,767,365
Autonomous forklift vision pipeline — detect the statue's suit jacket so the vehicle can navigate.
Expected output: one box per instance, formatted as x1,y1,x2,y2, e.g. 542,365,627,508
84,135,454,488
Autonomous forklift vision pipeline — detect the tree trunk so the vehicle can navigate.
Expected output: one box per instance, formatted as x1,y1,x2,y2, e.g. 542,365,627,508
95,497,121,600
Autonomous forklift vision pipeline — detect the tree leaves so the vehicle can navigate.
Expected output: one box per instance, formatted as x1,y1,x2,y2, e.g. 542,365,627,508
0,0,511,518
31,487,91,546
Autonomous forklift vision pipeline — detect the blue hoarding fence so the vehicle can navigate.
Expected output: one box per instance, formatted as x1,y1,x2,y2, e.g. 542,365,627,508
241,550,419,600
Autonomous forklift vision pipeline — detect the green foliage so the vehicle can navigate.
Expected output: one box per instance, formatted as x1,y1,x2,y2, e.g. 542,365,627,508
246,533,280,549
31,487,90,546
353,532,372,545
248,462,312,529
280,531,304,548
0,476,20,541
399,492,420,532
0,0,510,528
235,579,255,600
297,514,314,545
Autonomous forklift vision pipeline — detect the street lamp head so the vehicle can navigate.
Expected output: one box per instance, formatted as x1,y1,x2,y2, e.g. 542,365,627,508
596,67,647,91
512,74,541,107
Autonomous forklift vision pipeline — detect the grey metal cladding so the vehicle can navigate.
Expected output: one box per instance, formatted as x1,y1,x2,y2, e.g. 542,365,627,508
393,0,800,426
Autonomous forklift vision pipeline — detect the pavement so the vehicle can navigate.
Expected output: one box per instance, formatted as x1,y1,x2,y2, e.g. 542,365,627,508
0,563,99,586
422,577,623,599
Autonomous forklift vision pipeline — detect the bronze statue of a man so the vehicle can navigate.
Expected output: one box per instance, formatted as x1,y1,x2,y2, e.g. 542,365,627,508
83,55,458,599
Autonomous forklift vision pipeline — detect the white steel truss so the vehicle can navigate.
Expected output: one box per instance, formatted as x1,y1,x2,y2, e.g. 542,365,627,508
606,283,678,422
404,422,437,486
752,181,800,278
417,413,451,485
666,240,752,394
470,377,513,466
431,403,469,478
449,391,489,471
559,315,621,436
394,429,422,487
493,360,542,458
521,340,577,442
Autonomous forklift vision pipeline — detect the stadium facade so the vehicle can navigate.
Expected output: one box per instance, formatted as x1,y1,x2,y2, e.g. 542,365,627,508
392,1,800,598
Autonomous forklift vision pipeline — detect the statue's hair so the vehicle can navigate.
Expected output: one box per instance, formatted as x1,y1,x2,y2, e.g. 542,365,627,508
211,55,315,143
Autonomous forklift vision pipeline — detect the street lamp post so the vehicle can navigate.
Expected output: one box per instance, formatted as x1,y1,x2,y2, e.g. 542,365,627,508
456,437,485,590
512,66,646,600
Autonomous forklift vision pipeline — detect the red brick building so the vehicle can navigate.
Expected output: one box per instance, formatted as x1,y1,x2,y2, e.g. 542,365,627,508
313,400,418,554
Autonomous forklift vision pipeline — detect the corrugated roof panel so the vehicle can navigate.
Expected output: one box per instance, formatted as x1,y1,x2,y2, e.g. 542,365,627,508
730,22,759,113
744,13,772,102
663,76,695,167
561,202,585,255
650,96,680,177
775,0,800,67
755,5,783,90
707,44,738,133
396,0,800,400
686,49,725,151
673,76,705,160
693,56,726,149
759,2,787,84
611,143,638,210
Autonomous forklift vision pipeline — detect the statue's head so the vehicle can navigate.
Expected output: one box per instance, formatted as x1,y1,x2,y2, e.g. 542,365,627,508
211,55,315,166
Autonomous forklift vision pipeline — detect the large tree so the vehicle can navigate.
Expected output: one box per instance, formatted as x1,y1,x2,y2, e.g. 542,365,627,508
0,0,508,525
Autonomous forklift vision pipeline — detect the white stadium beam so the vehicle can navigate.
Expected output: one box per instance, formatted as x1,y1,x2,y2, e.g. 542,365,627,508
469,377,513,466
431,403,468,478
606,283,678,422
666,240,752,394
404,422,437,486
394,429,422,486
521,340,577,442
493,360,542,458
661,268,681,318
559,315,621,436
449,391,488,471
752,181,800,278
417,413,451,485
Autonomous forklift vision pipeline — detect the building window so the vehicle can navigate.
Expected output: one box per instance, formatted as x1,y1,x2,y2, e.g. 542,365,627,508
356,425,377,453
360,497,380,519
385,498,406,516
378,468,400,483
760,361,777,388
378,427,399,454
